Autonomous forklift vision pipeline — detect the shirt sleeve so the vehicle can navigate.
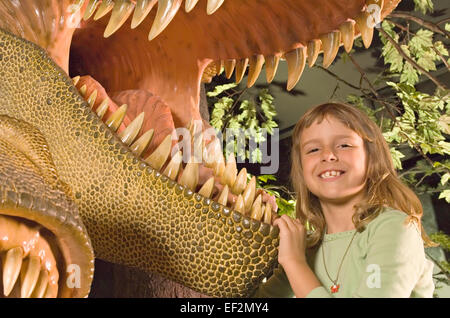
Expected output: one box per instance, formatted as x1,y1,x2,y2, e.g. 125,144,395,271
352,210,432,298
251,265,295,298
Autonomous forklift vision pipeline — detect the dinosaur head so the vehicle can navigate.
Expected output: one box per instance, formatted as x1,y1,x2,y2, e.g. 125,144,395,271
0,0,400,297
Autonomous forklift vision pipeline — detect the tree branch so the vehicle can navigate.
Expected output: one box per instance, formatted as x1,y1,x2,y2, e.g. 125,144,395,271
379,28,448,90
389,11,450,38
315,65,362,91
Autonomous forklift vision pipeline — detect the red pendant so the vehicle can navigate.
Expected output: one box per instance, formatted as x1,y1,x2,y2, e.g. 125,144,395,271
330,284,340,293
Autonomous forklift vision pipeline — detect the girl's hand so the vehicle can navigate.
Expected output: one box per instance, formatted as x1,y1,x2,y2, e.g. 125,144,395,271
273,214,307,267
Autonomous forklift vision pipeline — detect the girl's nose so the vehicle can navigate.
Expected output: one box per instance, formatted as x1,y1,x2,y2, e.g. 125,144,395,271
321,148,338,162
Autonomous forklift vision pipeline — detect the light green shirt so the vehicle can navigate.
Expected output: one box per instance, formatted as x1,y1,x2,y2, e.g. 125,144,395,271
253,208,435,298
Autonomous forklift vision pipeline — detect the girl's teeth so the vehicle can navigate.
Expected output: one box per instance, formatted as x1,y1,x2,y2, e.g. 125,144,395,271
321,171,342,178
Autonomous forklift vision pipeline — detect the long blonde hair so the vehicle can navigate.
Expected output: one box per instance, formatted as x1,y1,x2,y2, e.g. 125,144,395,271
290,102,436,248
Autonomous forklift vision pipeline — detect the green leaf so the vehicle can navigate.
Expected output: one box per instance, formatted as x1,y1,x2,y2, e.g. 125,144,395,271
438,190,450,203
400,62,419,85
390,147,405,170
441,173,450,186
206,83,237,97
257,175,277,184
409,29,434,57
413,0,433,14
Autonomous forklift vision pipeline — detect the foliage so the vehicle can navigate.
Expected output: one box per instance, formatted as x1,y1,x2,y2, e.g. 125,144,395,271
253,174,297,219
207,83,278,162
346,10,450,203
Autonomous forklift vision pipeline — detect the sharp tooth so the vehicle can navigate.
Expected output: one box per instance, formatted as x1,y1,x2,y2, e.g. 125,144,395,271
235,58,249,84
20,256,40,298
193,132,204,163
320,30,341,68
207,0,225,15
339,20,355,53
163,150,182,180
87,89,98,108
242,176,256,214
355,11,374,49
307,39,321,67
224,59,236,79
265,55,280,83
179,159,199,190
234,194,245,214
104,0,135,38
131,0,157,29
198,176,215,198
96,99,109,119
221,153,237,187
79,84,87,96
185,0,200,12
231,168,247,195
250,194,263,220
284,46,306,91
72,76,80,86
2,247,23,297
145,134,173,170
148,0,183,41
30,270,49,298
94,0,114,20
105,104,128,131
217,184,229,206
247,54,264,88
130,129,154,156
83,0,101,20
118,112,145,145
204,138,222,168
213,160,225,178
263,203,272,224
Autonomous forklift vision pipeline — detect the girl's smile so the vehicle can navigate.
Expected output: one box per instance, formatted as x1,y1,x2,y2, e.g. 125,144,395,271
300,116,368,204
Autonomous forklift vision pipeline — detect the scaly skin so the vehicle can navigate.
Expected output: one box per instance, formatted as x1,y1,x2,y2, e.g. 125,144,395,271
0,0,401,297
0,29,279,297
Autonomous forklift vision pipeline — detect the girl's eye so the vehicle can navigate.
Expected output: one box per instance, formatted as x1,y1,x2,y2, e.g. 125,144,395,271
307,148,319,154
339,144,351,148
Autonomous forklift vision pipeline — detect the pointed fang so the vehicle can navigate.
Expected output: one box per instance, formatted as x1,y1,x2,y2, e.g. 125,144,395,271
105,104,128,131
307,39,321,67
247,55,264,88
198,176,215,198
131,0,157,29
285,46,306,91
145,134,173,170
179,159,199,190
339,20,355,53
207,0,225,15
118,112,145,145
20,256,41,298
2,247,23,297
130,129,154,156
265,55,280,83
104,0,135,38
148,0,183,41
320,30,341,68
231,168,247,195
235,58,249,84
185,0,200,12
163,150,182,180
224,59,236,79
217,184,229,206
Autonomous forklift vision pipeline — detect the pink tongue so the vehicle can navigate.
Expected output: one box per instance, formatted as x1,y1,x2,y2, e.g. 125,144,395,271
74,75,176,158
111,90,175,157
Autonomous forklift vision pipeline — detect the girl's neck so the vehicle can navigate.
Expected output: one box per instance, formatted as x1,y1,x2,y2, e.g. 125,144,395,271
320,194,364,234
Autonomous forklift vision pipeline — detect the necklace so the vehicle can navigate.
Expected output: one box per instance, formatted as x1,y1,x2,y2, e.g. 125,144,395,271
321,228,357,294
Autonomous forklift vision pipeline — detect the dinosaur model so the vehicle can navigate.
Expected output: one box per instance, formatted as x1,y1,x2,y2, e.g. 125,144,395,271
0,0,400,297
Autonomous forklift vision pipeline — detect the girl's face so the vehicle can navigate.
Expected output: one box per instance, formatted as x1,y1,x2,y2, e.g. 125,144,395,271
299,115,368,205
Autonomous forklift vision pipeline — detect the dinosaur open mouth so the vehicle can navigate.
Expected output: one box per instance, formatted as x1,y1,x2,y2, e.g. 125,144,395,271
0,0,400,297
63,0,390,227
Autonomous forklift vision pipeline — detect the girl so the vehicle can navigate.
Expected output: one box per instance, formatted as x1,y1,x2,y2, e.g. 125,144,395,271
254,102,436,298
